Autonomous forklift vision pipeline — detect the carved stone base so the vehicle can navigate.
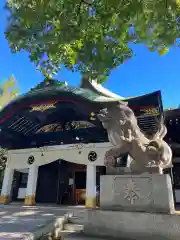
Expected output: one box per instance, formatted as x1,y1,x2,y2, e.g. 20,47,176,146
100,174,175,214
78,209,180,240
106,167,131,175
106,166,163,175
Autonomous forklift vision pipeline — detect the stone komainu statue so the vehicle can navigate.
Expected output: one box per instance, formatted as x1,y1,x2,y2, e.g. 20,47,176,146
98,102,172,174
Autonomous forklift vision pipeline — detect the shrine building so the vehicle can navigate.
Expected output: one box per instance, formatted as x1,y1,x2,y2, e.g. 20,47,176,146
164,108,180,205
0,77,169,208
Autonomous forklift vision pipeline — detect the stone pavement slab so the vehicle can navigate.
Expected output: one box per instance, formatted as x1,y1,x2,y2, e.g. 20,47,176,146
0,205,85,239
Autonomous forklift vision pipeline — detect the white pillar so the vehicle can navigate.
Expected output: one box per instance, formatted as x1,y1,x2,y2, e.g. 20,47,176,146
85,164,96,208
24,165,39,205
0,167,14,204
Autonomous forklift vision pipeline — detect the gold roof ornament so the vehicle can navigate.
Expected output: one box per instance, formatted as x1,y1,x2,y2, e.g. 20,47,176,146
90,112,96,121
0,75,20,110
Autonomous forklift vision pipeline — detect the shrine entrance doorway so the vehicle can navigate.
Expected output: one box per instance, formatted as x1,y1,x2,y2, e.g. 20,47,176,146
11,159,105,206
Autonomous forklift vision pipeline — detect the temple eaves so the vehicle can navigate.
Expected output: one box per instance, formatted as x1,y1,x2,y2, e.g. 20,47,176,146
80,76,124,100
29,77,124,102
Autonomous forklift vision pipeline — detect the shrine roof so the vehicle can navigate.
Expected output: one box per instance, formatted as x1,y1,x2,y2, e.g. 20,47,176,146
0,79,121,116
0,79,115,149
164,108,180,118
0,77,164,150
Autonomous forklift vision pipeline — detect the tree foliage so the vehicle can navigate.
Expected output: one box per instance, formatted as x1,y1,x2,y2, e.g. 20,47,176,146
0,75,19,109
5,0,180,82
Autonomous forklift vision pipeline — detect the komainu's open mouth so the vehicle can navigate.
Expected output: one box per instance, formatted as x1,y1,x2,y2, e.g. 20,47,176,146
98,108,112,121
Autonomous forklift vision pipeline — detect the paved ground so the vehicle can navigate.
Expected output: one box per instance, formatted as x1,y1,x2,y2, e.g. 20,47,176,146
0,204,180,239
0,204,85,239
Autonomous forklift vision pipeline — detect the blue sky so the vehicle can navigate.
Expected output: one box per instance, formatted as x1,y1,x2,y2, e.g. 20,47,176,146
0,2,180,108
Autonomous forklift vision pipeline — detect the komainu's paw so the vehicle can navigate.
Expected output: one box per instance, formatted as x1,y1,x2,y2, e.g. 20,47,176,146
104,155,116,166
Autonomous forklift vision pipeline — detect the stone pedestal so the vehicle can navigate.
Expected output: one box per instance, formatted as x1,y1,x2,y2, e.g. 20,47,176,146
70,174,180,239
100,174,175,214
106,166,131,175
80,209,180,240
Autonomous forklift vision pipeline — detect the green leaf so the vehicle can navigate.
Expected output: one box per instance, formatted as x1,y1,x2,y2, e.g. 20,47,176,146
5,0,180,83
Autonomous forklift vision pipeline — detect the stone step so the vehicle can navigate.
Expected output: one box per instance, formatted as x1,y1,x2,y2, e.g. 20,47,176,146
68,216,84,225
40,229,78,240
61,229,78,236
64,223,84,232
67,210,86,218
